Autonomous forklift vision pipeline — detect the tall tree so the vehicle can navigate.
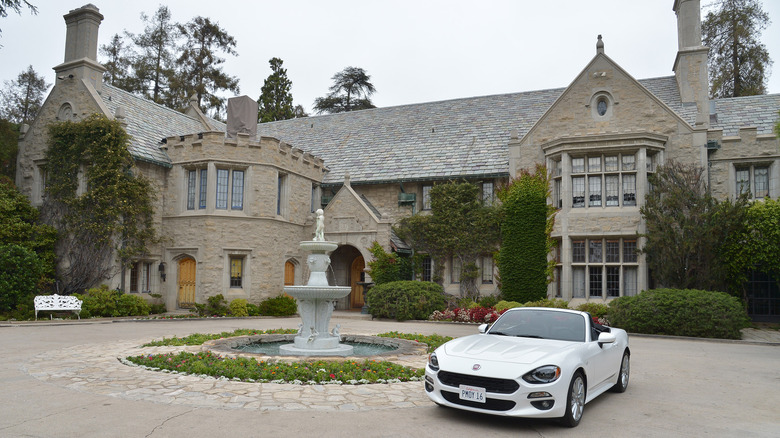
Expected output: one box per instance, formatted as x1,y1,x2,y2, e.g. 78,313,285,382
131,5,179,105
0,65,50,124
394,181,501,299
176,16,240,118
313,66,376,114
99,33,139,92
640,161,749,291
0,118,18,178
702,0,772,98
0,0,36,40
257,57,295,122
497,165,556,304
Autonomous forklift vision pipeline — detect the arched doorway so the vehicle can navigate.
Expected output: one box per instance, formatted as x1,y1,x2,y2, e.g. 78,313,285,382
178,257,196,307
284,260,296,286
350,256,366,308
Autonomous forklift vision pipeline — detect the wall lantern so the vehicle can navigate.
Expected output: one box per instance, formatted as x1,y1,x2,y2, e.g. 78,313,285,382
158,262,166,282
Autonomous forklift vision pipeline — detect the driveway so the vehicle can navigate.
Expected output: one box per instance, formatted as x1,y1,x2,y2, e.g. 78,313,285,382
0,316,777,437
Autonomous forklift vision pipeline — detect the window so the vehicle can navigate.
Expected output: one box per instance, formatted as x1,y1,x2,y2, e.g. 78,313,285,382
187,170,197,210
571,237,638,299
622,174,636,206
199,169,207,209
230,256,243,287
421,256,432,281
481,256,494,284
570,153,637,209
588,176,601,207
482,182,494,206
754,167,769,198
605,175,619,206
553,179,562,209
572,177,585,208
451,257,461,283
571,157,585,174
130,262,152,293
422,185,432,210
277,173,289,216
216,169,229,209
737,165,770,199
231,170,244,210
596,97,608,116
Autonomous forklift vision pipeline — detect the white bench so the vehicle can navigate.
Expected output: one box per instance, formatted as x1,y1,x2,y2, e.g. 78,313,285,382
34,294,82,320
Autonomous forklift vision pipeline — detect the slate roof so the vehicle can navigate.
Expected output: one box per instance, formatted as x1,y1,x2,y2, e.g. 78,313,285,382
711,94,780,137
257,76,706,185
99,84,226,167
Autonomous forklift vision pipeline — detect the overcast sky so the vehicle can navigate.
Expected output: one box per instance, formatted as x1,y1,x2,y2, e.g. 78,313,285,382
1,0,779,115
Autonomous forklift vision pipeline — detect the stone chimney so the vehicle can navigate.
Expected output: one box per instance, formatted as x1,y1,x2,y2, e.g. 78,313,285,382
672,0,709,127
53,4,106,92
226,96,258,139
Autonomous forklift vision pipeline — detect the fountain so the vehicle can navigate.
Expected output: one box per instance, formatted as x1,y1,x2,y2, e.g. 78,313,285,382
279,209,354,356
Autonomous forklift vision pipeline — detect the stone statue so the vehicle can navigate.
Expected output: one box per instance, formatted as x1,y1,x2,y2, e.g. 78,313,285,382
314,208,325,241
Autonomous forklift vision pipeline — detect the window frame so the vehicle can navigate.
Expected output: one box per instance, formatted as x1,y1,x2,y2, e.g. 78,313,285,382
568,237,639,299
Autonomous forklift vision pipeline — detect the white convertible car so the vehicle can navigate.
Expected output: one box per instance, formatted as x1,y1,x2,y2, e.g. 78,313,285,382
424,307,630,427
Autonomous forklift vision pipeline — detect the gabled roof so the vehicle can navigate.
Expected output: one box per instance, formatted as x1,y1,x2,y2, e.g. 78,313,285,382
99,84,226,167
711,94,780,136
257,76,700,185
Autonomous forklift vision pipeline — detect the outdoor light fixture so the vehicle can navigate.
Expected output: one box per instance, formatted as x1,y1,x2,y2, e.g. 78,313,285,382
158,263,166,282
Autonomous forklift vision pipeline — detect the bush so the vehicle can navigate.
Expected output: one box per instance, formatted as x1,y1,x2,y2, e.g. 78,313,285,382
575,302,611,320
228,299,249,317
366,242,412,284
258,294,297,316
523,298,569,308
77,285,150,317
0,244,45,314
478,295,500,308
246,303,261,316
495,300,522,312
608,289,750,339
367,280,446,321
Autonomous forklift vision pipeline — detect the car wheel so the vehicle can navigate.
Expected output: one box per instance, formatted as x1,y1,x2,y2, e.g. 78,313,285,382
611,350,630,393
560,372,585,427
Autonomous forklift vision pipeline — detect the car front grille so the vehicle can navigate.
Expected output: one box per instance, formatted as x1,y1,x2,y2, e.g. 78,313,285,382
437,370,520,394
440,390,516,411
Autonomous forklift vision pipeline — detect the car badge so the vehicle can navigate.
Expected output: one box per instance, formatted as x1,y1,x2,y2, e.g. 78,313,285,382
472,364,481,371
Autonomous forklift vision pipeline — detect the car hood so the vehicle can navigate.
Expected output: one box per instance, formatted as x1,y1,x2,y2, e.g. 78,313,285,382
443,334,578,365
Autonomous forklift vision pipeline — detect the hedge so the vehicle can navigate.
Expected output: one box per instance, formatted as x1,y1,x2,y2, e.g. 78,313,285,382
367,281,446,321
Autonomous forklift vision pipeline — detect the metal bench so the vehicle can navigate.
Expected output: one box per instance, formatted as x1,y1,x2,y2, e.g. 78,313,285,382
34,294,82,320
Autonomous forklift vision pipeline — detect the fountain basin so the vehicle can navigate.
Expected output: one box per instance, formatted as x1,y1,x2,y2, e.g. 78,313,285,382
284,286,351,300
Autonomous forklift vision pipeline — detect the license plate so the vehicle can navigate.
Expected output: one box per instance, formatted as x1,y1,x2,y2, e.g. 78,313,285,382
459,385,486,403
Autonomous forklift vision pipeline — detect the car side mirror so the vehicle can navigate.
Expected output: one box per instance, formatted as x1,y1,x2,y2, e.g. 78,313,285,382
597,332,616,347
478,323,488,334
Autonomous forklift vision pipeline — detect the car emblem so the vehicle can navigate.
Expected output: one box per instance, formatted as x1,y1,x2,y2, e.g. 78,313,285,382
472,364,481,371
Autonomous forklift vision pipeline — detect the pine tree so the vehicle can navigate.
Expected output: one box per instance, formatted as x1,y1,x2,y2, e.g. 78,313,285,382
100,33,140,93
131,5,179,105
313,66,376,114
257,58,295,122
702,0,772,97
0,65,50,124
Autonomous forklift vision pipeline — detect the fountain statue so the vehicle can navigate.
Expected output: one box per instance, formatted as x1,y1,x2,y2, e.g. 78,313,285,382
279,209,354,356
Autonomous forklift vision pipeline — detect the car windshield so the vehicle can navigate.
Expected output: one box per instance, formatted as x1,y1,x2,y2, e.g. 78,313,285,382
487,309,586,342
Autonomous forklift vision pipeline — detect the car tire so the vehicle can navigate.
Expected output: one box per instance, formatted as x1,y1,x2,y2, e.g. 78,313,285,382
610,350,630,393
560,372,585,427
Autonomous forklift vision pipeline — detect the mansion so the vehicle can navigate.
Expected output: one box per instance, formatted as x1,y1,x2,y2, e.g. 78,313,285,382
14,1,780,319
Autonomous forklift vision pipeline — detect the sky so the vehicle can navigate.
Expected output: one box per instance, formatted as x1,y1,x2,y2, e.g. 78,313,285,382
1,0,779,115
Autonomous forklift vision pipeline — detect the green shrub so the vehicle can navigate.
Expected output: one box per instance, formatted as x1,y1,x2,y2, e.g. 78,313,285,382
495,300,522,312
207,294,228,316
0,244,45,314
117,293,151,316
258,294,297,316
608,289,750,339
77,285,150,317
246,303,261,316
575,302,611,319
229,299,249,317
478,295,500,308
367,280,446,321
366,241,413,284
149,303,166,314
523,298,569,308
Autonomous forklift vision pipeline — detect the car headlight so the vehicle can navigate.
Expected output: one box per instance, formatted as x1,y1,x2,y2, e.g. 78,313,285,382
428,352,440,371
522,365,561,384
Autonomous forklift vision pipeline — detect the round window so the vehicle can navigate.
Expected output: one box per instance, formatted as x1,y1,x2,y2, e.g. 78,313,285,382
596,98,608,116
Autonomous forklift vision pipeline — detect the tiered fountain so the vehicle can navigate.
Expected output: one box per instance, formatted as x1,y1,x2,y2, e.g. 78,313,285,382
279,209,354,356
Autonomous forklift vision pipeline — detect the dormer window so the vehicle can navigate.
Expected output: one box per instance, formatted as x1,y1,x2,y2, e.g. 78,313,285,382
597,97,608,116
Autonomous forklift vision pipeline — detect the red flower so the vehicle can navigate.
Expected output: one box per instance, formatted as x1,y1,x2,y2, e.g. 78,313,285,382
329,373,336,379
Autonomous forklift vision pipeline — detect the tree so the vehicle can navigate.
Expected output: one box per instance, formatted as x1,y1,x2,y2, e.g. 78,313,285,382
41,115,157,294
100,33,140,92
313,66,376,114
394,181,501,299
257,57,295,123
702,0,772,98
0,0,36,40
497,165,556,303
131,5,179,105
0,119,18,178
640,161,749,292
176,16,240,118
293,105,308,118
0,65,50,124
0,176,56,274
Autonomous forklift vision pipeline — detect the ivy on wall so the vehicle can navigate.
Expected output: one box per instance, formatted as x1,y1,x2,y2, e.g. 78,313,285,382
42,114,158,294
497,164,556,303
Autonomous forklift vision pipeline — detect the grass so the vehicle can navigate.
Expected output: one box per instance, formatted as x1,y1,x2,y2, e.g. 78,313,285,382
129,330,452,384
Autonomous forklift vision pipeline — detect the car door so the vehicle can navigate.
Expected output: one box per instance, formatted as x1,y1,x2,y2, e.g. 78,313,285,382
586,320,622,390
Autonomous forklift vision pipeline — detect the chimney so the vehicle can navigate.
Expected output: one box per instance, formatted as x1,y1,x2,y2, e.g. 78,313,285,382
672,0,709,127
226,96,259,139
53,4,106,92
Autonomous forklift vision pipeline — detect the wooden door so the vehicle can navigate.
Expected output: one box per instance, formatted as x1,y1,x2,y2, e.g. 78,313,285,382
178,257,196,307
349,256,366,308
284,261,295,286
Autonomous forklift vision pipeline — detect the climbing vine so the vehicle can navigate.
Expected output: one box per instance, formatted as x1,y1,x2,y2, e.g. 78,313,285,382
42,114,158,294
497,164,556,303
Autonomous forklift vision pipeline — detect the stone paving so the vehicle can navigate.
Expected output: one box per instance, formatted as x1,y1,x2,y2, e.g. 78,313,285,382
22,336,432,412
